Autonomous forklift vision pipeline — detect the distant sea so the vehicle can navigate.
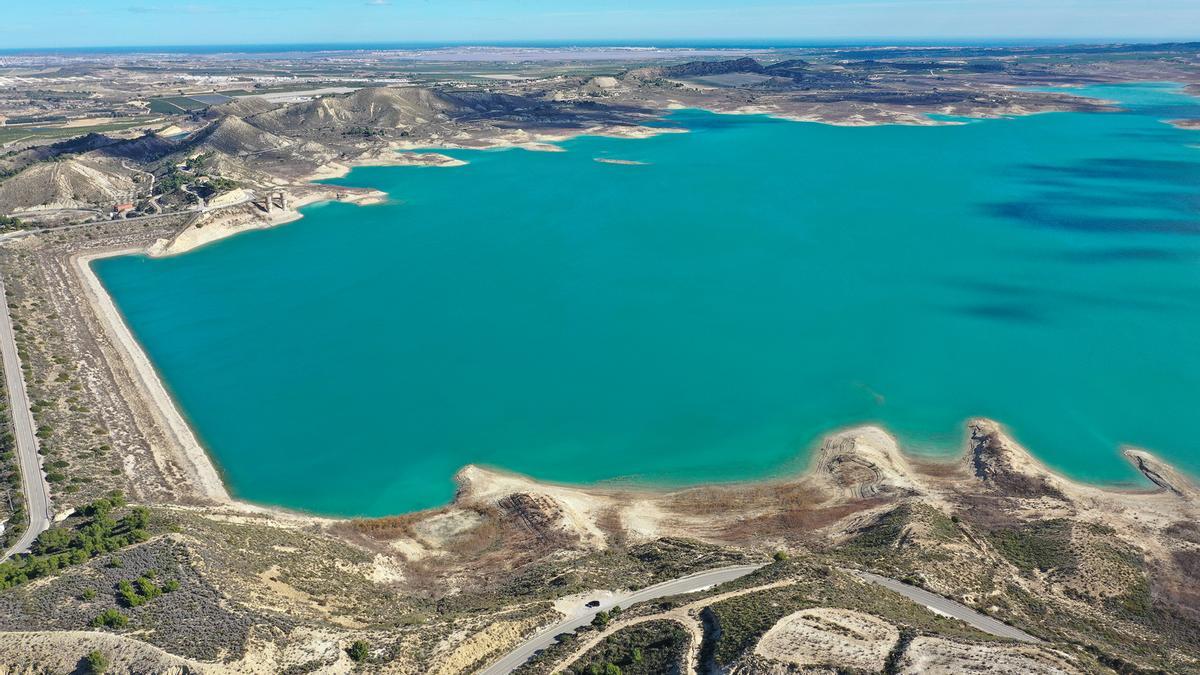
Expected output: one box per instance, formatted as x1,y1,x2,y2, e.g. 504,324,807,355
0,39,1178,56
95,83,1200,517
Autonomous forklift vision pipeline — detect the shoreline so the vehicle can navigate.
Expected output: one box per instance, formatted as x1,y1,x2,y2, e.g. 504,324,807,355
48,106,1199,523
145,189,389,259
139,120,693,259
70,247,349,526
64,249,1196,520
72,248,230,504
67,247,1194,525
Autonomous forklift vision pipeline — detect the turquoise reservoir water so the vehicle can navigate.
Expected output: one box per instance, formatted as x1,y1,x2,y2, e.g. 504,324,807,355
94,84,1200,517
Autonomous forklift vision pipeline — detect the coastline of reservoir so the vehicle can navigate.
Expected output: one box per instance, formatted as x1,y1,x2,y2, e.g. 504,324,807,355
91,83,1200,517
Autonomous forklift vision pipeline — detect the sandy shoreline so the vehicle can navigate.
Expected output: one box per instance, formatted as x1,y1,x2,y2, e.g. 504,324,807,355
71,247,350,525
145,189,388,258
72,248,231,504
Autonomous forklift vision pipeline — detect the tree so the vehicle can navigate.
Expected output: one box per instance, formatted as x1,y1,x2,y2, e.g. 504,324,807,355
118,579,144,607
84,650,110,674
347,639,370,663
590,611,610,629
91,609,128,629
773,550,790,562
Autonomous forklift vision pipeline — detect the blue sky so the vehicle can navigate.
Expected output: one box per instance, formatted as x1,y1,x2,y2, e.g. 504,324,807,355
3,0,1198,49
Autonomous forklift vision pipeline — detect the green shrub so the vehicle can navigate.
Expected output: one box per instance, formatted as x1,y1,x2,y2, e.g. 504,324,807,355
566,622,689,675
91,609,128,629
591,610,610,629
347,639,370,663
988,519,1075,572
118,573,163,607
118,579,144,607
84,649,110,674
0,493,149,590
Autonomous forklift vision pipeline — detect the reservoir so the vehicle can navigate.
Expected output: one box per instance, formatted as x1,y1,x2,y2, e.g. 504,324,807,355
94,83,1200,516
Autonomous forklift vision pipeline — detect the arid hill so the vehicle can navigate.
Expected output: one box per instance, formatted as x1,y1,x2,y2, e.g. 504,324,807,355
204,96,280,120
0,157,137,211
249,86,466,133
187,115,294,156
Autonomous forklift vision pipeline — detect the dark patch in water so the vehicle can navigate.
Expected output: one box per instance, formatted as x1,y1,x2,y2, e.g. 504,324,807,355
1019,158,1200,186
1115,129,1195,144
954,303,1048,324
987,154,1200,236
1131,103,1200,120
944,279,1189,313
985,202,1200,235
1055,247,1198,264
1023,188,1200,215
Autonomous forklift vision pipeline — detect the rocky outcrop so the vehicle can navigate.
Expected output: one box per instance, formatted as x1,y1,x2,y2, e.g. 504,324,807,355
1124,448,1193,499
814,426,922,499
497,492,568,542
966,420,1067,500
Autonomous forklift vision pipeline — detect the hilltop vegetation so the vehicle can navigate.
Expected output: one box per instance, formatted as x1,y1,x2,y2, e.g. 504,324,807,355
0,492,148,589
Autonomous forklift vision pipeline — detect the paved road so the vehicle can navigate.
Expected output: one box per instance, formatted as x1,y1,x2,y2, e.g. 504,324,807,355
477,563,766,675
857,572,1040,643
0,276,52,561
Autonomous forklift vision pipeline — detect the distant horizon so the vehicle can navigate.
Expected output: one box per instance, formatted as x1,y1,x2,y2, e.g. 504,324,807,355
4,0,1198,51
1,36,1197,56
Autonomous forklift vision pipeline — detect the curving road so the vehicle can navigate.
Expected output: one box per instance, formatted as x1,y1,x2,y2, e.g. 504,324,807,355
0,276,52,561
477,563,766,675
857,571,1040,643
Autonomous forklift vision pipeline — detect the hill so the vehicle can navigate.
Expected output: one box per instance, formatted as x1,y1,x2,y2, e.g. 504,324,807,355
205,96,279,120
250,86,465,133
185,116,293,156
92,133,177,162
662,57,766,78
0,158,136,212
